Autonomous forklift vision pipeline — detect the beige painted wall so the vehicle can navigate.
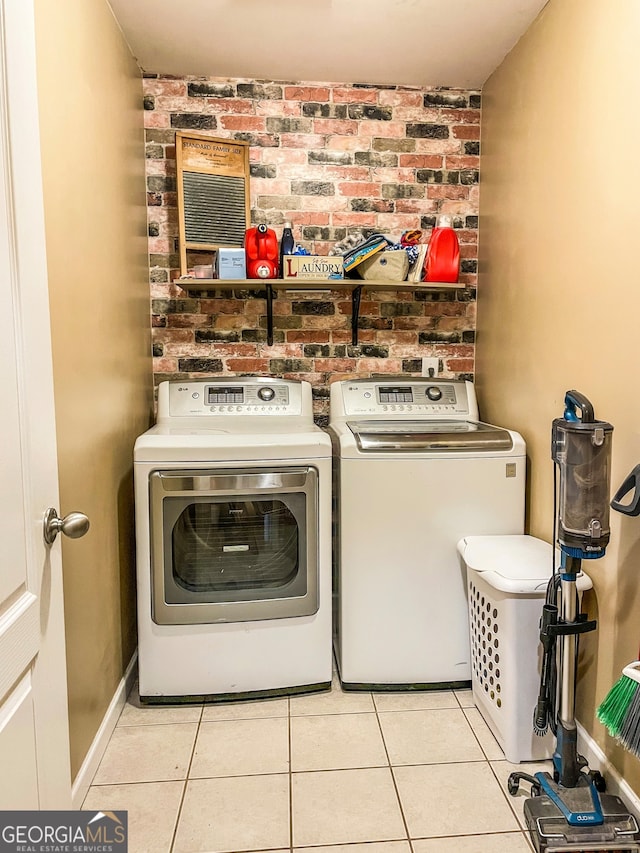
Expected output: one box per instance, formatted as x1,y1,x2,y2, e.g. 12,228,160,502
34,0,153,778
478,0,640,791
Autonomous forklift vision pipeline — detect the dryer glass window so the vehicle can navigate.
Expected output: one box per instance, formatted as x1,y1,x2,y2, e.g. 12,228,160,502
171,498,299,593
149,467,319,625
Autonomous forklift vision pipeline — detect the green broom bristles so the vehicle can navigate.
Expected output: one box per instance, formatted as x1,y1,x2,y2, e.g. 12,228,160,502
597,661,640,755
597,674,638,737
619,689,640,757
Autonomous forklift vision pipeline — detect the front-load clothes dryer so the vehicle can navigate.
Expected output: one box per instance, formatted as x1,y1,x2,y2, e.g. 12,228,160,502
328,378,525,690
134,377,332,702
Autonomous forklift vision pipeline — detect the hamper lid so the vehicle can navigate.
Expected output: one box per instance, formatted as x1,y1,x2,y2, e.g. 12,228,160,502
457,534,593,594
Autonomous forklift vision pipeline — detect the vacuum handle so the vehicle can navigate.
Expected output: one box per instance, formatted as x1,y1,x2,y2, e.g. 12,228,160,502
611,464,640,516
564,390,595,423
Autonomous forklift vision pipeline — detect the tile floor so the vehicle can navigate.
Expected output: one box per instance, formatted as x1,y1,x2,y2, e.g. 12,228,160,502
83,667,548,853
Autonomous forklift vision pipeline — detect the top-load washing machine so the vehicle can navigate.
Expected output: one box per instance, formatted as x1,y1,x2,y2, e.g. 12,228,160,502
134,377,332,702
328,377,526,689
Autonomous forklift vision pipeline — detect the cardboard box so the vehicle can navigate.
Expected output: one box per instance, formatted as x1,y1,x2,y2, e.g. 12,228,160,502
282,256,344,280
217,248,246,279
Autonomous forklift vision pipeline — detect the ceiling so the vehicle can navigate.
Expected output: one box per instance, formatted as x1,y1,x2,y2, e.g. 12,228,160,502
107,0,548,89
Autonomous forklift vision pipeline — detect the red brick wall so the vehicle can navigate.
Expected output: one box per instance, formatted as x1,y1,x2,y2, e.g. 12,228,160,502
144,76,480,423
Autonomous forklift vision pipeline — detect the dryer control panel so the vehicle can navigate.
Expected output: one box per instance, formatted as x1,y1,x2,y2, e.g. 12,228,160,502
330,379,479,420
158,378,306,417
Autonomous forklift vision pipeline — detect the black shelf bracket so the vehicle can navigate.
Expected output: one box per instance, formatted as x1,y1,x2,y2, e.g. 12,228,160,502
266,284,274,346
352,285,363,346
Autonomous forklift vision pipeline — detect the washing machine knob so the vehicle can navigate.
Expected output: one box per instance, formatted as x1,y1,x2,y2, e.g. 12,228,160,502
258,386,275,401
426,386,442,401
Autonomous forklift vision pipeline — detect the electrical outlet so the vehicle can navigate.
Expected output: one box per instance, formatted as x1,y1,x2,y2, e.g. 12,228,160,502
421,357,440,378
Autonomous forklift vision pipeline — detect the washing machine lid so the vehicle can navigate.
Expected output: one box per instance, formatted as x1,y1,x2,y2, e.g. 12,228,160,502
347,420,514,452
457,535,593,594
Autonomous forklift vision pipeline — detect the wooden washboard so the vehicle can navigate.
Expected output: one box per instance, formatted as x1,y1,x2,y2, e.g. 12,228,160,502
176,131,250,276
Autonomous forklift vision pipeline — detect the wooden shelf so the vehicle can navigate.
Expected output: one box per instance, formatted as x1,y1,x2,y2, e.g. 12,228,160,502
174,277,466,345
176,277,462,292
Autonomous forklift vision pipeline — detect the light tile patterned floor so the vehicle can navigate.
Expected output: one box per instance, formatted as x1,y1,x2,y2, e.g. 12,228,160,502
83,675,543,852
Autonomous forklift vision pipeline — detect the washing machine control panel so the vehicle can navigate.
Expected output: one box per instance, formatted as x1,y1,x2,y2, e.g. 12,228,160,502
162,380,303,416
336,380,474,417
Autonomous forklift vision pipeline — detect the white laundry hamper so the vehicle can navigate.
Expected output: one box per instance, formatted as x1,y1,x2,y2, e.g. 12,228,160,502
457,534,592,764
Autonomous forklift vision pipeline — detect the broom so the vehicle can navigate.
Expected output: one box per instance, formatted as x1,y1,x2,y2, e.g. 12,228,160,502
597,660,640,757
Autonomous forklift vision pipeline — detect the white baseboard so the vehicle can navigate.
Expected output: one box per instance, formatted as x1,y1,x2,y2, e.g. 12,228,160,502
577,720,640,820
71,652,138,809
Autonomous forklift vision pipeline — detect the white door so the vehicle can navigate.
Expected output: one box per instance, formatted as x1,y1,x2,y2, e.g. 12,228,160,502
0,0,74,808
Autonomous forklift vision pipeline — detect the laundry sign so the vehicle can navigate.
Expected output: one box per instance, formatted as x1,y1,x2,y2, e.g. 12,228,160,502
282,256,344,280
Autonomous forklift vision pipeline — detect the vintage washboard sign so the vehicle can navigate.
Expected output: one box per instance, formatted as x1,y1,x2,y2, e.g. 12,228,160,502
176,132,250,276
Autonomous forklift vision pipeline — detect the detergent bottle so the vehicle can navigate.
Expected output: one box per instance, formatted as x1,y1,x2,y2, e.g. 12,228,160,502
423,214,460,283
245,224,278,279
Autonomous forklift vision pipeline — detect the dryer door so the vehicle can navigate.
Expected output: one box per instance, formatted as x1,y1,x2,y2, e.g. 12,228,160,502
150,467,319,624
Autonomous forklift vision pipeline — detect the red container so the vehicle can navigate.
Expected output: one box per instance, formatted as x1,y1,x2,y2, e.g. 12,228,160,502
245,224,279,279
424,226,460,283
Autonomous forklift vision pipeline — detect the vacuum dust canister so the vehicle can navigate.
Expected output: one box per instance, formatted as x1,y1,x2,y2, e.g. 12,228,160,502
551,414,613,558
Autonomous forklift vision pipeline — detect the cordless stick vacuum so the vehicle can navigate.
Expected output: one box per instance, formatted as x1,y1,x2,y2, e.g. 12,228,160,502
508,391,640,853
